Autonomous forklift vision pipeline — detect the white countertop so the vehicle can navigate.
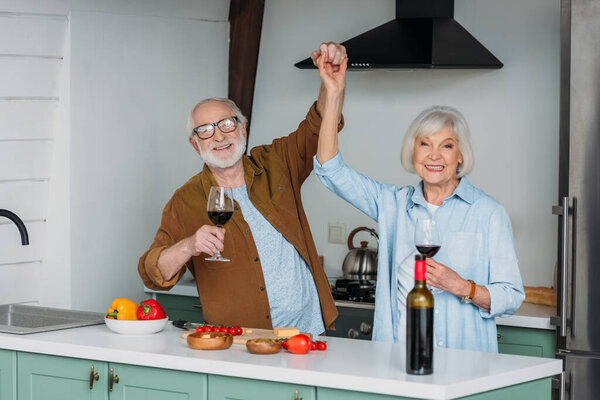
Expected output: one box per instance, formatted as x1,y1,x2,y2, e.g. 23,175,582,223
0,324,561,399
147,280,557,330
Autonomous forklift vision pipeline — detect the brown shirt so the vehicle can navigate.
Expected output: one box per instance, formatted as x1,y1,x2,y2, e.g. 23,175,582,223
138,102,340,330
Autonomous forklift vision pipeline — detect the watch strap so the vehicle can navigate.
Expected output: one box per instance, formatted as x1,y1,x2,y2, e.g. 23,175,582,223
461,280,476,303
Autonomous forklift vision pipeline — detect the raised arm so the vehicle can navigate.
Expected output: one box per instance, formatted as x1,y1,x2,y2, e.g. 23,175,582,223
314,42,347,164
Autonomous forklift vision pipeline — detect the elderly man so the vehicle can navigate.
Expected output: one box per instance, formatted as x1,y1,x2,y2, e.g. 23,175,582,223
138,43,347,335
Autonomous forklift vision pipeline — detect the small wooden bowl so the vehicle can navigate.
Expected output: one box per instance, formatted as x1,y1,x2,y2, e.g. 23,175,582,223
187,331,233,350
245,338,282,354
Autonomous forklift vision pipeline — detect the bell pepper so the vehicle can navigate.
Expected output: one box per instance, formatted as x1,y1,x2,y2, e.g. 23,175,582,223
137,299,167,320
106,298,139,320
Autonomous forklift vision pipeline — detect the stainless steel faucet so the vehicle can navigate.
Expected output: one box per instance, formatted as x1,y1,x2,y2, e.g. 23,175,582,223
0,209,29,245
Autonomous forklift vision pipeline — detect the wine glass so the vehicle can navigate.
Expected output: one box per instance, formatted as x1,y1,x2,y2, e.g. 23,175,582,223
205,186,234,262
414,217,442,294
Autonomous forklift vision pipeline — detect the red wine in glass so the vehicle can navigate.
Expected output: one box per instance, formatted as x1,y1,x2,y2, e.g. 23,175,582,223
415,244,440,258
206,186,234,262
208,211,233,226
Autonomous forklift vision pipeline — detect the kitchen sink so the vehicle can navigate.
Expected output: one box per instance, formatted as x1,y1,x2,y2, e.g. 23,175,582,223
0,304,105,334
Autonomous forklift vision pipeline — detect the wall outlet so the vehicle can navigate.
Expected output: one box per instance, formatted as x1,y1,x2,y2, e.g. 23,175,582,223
328,222,347,244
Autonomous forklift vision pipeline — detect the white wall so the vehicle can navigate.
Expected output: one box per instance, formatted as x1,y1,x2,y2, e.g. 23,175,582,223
0,0,229,309
69,10,228,311
250,0,560,286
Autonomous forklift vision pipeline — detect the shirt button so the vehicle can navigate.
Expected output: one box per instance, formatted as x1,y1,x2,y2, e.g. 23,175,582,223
266,315,270,319
435,309,440,314
438,341,444,346
278,186,283,191
259,286,265,291
254,257,259,262
234,206,239,210
245,229,250,234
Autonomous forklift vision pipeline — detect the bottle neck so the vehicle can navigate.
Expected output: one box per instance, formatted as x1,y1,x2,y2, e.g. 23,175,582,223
414,259,426,286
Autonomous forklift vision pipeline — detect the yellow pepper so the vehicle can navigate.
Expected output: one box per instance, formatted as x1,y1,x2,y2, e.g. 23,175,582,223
106,298,139,320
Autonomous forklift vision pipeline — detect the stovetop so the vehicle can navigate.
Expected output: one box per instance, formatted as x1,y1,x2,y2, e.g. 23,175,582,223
331,279,376,303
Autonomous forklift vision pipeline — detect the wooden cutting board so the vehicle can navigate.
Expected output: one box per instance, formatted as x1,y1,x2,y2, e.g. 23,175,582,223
181,328,311,344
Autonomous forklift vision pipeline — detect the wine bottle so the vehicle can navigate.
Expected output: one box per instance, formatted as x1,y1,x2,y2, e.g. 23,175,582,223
406,254,434,375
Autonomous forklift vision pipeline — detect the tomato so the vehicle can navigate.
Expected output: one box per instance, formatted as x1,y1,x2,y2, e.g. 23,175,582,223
281,340,288,350
235,327,243,335
204,326,213,332
310,341,318,351
195,326,205,333
285,334,311,354
317,341,327,351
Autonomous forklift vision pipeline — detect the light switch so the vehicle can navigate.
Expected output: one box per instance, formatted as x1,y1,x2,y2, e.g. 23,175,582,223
328,222,346,244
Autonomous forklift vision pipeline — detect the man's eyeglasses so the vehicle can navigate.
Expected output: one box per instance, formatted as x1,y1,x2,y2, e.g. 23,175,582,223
193,116,239,140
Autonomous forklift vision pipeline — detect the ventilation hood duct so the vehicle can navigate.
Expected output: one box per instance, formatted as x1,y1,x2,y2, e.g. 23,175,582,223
295,0,503,70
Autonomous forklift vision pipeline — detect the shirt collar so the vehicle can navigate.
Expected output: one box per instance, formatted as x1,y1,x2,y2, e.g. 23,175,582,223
407,176,475,211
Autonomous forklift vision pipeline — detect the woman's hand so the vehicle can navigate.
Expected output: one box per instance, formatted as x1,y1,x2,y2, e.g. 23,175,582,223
425,258,470,297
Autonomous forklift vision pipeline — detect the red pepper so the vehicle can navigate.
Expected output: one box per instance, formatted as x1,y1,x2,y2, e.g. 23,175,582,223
136,299,167,320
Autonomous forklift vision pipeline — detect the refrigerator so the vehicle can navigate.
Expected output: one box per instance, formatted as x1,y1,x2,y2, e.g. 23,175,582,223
553,0,600,399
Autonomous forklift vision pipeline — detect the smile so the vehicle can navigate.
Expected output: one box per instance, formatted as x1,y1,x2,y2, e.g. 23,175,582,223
425,165,444,171
213,143,232,151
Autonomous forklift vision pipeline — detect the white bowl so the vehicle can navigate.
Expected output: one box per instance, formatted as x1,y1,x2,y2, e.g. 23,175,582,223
104,317,168,335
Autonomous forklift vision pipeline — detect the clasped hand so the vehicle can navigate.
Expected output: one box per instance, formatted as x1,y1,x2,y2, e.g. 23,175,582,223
311,42,347,94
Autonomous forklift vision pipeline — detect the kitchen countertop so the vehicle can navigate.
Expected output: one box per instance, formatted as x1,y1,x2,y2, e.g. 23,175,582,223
147,280,556,330
0,324,561,400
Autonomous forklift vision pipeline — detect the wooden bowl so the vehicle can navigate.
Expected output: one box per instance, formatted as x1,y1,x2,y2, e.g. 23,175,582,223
245,338,282,354
187,331,233,350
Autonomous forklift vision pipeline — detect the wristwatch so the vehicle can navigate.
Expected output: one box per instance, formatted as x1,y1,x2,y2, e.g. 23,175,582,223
461,280,476,304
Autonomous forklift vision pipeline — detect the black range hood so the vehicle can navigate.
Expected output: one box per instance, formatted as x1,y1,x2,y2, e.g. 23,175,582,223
295,0,502,70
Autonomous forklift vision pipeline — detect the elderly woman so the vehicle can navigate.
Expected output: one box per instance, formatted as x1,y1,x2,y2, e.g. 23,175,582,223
313,77,524,352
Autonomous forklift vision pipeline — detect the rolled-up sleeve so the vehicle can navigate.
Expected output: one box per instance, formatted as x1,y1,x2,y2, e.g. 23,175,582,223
479,208,525,318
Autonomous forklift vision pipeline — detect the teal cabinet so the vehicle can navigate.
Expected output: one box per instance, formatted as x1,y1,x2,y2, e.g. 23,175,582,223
17,352,108,400
0,349,16,400
17,353,206,400
318,378,551,400
109,362,206,400
155,294,204,323
209,375,315,400
497,326,556,358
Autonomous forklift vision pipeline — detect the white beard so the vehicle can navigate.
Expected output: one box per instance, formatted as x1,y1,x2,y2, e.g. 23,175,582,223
196,132,247,169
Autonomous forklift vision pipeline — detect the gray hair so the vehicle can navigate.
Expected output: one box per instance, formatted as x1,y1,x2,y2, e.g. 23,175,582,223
400,105,474,178
186,97,248,138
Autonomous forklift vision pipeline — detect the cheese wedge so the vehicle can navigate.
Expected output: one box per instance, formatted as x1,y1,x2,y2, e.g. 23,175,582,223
273,327,300,337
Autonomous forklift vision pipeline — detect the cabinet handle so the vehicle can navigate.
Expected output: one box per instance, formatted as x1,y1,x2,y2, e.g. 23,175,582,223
497,334,501,340
293,389,304,400
109,367,120,392
89,365,99,389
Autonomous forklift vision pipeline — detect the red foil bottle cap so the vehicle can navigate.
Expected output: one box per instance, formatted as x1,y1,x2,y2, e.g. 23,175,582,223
415,255,426,281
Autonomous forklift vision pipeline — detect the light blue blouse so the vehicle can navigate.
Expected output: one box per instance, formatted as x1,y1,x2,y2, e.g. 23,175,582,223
314,153,524,352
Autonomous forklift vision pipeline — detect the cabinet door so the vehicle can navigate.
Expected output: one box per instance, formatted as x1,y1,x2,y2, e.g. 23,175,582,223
209,375,315,400
497,326,556,358
0,349,16,400
108,363,206,400
156,294,204,323
17,353,108,400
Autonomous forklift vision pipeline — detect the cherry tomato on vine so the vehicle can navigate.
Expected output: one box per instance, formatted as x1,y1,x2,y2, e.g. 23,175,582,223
310,341,318,351
317,341,327,351
195,326,205,333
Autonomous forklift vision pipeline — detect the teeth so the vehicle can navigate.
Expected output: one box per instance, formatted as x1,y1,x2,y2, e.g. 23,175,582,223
214,144,231,150
426,165,444,171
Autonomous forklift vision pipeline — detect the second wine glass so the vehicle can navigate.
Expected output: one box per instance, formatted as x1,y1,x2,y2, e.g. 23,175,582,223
414,217,442,294
206,186,234,262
